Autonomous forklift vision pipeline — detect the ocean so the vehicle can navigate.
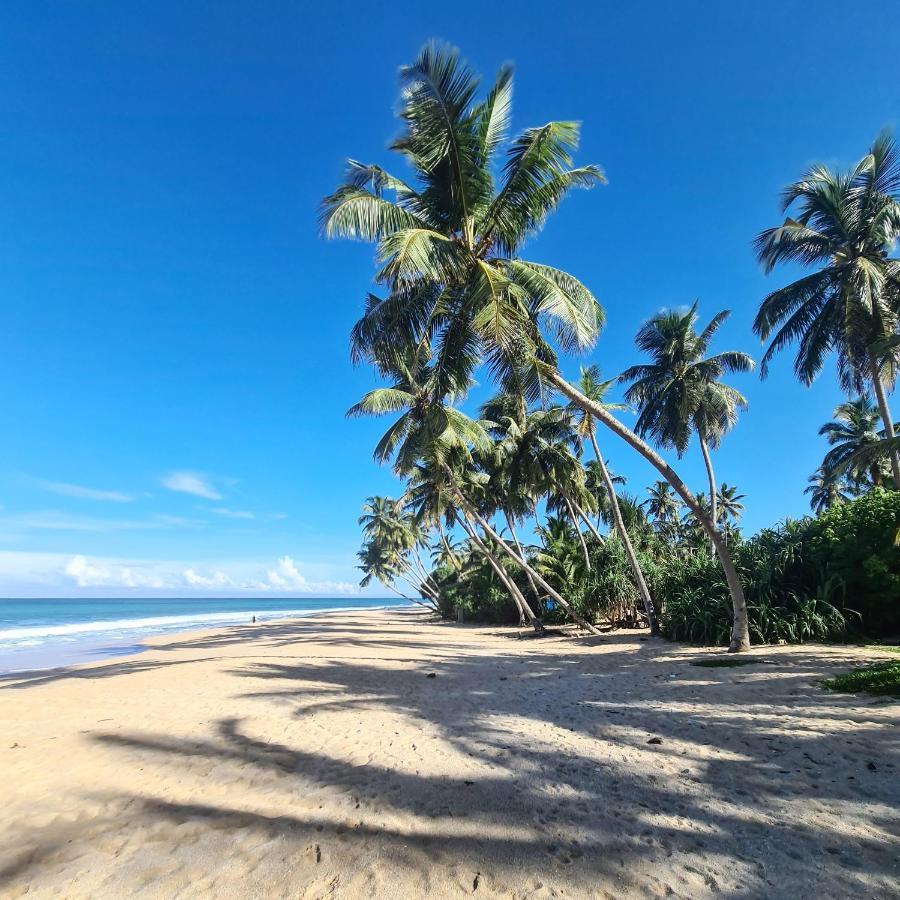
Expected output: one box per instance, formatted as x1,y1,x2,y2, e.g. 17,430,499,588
0,596,405,673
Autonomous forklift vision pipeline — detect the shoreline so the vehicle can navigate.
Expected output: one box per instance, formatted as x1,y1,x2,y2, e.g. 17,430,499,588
0,598,406,675
1,607,897,898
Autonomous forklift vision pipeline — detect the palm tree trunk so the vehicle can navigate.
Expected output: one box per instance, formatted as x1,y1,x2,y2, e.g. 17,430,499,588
546,370,750,651
589,429,658,635
437,521,463,573
568,494,604,544
564,495,592,569
504,509,543,607
459,513,537,628
409,549,445,599
446,480,601,636
870,356,900,487
698,435,718,557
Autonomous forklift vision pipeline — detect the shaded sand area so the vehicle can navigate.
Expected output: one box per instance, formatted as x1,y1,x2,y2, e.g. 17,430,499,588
1,609,898,899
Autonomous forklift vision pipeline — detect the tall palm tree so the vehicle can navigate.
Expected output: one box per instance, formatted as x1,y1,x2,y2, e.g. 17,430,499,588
565,365,658,633
818,395,891,490
620,303,753,552
358,496,440,605
325,44,751,649
754,131,900,484
322,43,605,409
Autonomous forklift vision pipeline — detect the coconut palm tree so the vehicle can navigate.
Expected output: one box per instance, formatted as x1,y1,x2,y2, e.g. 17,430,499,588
325,43,751,649
804,468,851,515
322,43,605,409
818,395,891,490
565,365,658,632
716,483,745,525
754,131,900,484
619,303,753,553
358,496,440,606
643,480,681,528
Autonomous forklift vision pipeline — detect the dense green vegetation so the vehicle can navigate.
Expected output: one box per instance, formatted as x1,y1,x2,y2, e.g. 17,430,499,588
323,44,900,651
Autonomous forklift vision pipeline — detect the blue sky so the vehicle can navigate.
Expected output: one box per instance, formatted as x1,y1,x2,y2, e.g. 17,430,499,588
0,1,897,597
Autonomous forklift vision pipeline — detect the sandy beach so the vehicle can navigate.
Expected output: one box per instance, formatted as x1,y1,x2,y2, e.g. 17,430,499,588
0,608,897,899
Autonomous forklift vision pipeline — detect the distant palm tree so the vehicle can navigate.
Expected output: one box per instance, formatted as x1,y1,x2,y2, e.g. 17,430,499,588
620,303,753,551
804,468,851,515
643,480,681,527
716,483,745,525
566,365,658,633
818,395,891,490
754,131,900,484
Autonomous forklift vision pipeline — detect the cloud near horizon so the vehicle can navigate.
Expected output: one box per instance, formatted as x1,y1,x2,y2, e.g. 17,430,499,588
161,471,222,500
0,551,359,597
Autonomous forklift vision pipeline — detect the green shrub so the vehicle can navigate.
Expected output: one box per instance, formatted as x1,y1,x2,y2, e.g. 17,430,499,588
804,489,900,636
822,660,900,697
658,491,900,646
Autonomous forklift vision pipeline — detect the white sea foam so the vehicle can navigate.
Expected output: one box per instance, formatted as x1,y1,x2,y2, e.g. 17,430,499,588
0,604,393,647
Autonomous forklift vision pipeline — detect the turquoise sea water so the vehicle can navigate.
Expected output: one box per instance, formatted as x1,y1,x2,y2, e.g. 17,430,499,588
0,596,403,673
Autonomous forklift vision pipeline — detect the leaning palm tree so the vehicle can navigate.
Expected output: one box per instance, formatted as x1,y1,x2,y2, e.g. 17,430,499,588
325,44,751,649
818,395,891,490
754,130,900,484
620,303,753,554
566,365,658,633
322,43,605,409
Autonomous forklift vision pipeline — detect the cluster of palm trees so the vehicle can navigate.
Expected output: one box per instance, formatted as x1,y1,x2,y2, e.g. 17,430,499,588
322,43,900,652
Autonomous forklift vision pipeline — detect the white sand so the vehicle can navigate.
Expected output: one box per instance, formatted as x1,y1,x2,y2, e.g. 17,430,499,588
0,608,897,898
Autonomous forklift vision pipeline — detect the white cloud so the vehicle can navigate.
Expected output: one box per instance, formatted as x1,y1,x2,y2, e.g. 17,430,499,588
64,555,167,589
34,479,135,503
183,568,233,588
0,551,361,597
1,511,202,533
266,555,356,594
209,507,255,520
161,471,222,500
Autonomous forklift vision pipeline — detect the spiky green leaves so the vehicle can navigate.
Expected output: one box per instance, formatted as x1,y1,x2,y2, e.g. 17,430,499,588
326,43,607,477
620,306,753,456
754,130,900,390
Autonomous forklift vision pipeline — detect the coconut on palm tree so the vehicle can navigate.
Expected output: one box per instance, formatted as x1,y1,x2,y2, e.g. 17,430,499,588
754,130,900,484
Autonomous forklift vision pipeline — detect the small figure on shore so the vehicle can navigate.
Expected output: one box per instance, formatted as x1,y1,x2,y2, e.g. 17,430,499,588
252,615,256,624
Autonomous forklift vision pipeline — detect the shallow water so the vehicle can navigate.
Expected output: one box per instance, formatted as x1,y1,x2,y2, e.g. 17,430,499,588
0,596,403,672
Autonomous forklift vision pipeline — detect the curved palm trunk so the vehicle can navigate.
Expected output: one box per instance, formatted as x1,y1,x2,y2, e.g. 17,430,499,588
447,481,601,636
571,496,604,544
589,430,658,635
459,513,539,628
698,436,718,557
504,509,542,607
870,357,900,487
547,370,750,651
437,521,463,573
564,495,592,570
